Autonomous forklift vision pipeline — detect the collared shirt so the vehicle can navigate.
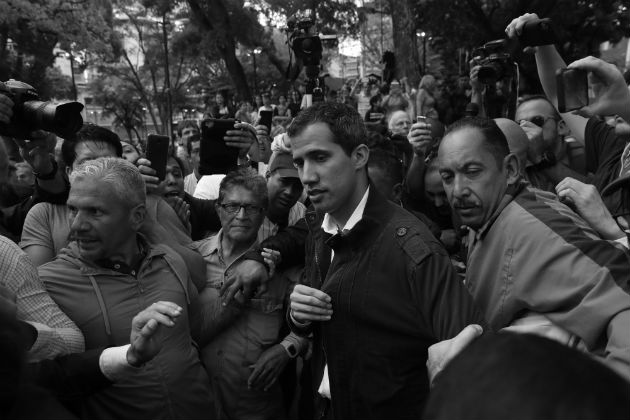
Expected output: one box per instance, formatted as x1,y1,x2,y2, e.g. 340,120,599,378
318,186,370,400
193,229,258,289
0,235,84,362
184,173,198,196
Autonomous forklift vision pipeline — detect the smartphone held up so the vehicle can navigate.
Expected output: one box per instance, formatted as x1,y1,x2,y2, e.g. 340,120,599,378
556,68,589,113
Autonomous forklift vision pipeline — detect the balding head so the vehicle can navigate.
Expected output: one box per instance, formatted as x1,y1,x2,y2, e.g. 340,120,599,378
495,118,528,173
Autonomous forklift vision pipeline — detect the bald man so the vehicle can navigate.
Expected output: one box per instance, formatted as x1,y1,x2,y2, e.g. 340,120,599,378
495,118,529,175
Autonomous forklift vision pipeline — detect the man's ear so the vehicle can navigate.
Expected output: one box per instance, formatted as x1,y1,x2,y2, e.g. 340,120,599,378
66,165,73,177
392,182,403,204
129,203,146,231
503,153,521,185
557,119,570,137
352,144,370,170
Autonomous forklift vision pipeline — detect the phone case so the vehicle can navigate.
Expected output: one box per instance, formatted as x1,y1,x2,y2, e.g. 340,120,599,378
556,68,588,113
259,110,273,131
146,134,170,181
199,119,239,176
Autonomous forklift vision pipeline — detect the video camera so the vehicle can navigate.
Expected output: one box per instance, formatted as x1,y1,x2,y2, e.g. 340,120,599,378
470,18,558,119
0,79,84,139
472,18,558,85
472,40,517,85
287,17,322,80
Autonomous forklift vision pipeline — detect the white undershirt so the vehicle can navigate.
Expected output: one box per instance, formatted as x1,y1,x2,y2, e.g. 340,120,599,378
317,187,370,399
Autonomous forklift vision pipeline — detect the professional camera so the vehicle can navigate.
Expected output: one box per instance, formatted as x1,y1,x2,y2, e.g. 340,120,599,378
472,40,517,85
0,79,84,139
287,16,323,80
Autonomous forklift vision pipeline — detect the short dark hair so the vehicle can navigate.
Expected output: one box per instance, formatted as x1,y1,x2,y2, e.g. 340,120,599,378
517,94,561,119
287,102,367,156
424,332,630,420
218,167,268,210
177,119,199,137
444,117,509,167
61,123,122,168
169,155,186,173
368,147,403,185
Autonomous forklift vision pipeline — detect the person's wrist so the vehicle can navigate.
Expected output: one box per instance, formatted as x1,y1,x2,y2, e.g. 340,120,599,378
290,309,311,327
599,220,626,241
125,346,145,368
280,341,299,359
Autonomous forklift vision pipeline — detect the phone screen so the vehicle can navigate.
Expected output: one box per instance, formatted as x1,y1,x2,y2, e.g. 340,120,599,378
199,118,239,176
146,134,170,181
556,68,588,113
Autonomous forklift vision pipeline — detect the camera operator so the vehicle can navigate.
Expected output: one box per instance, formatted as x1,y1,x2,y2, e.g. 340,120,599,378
506,13,630,230
0,93,69,242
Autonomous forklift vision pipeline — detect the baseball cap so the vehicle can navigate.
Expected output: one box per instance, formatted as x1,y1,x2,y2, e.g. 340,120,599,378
269,152,299,178
601,142,630,196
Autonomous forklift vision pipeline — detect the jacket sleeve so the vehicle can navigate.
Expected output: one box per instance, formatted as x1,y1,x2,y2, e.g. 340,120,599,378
411,242,487,341
260,216,308,269
24,347,111,402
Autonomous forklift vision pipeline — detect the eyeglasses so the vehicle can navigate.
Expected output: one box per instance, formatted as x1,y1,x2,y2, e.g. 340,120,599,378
517,115,557,128
219,202,264,215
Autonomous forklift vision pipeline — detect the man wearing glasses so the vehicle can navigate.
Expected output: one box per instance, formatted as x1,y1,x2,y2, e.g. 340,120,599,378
514,95,587,192
193,168,297,420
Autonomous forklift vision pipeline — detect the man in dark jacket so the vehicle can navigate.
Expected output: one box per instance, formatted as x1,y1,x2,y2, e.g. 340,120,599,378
285,102,486,419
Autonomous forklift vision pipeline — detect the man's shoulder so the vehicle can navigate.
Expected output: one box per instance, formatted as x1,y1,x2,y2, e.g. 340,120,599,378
37,249,82,280
381,205,447,265
25,202,66,221
495,187,598,244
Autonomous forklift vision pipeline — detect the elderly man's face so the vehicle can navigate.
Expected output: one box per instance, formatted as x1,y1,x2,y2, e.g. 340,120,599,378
389,112,411,136
438,127,509,230
67,177,140,262
217,186,265,245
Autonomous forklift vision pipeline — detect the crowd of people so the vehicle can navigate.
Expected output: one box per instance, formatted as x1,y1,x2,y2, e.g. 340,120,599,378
0,12,629,420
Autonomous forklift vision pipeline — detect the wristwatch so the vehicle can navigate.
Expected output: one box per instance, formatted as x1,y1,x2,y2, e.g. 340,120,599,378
281,341,299,358
533,151,556,170
34,158,58,180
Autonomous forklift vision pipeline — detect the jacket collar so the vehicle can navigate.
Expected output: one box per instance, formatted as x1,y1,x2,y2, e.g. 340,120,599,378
470,179,528,242
61,234,164,276
304,181,393,247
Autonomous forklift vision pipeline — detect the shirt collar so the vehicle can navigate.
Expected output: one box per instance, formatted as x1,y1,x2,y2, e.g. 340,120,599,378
194,228,259,259
321,187,370,235
195,229,223,257
469,180,527,242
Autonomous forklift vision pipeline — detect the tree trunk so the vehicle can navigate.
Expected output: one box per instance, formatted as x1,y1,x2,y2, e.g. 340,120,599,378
387,0,421,86
187,0,252,100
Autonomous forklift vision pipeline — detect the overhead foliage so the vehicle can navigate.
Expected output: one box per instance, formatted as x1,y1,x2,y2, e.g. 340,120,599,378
0,0,113,98
413,0,630,89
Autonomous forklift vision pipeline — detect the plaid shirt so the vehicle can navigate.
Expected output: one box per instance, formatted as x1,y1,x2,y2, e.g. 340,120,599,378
0,235,84,361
